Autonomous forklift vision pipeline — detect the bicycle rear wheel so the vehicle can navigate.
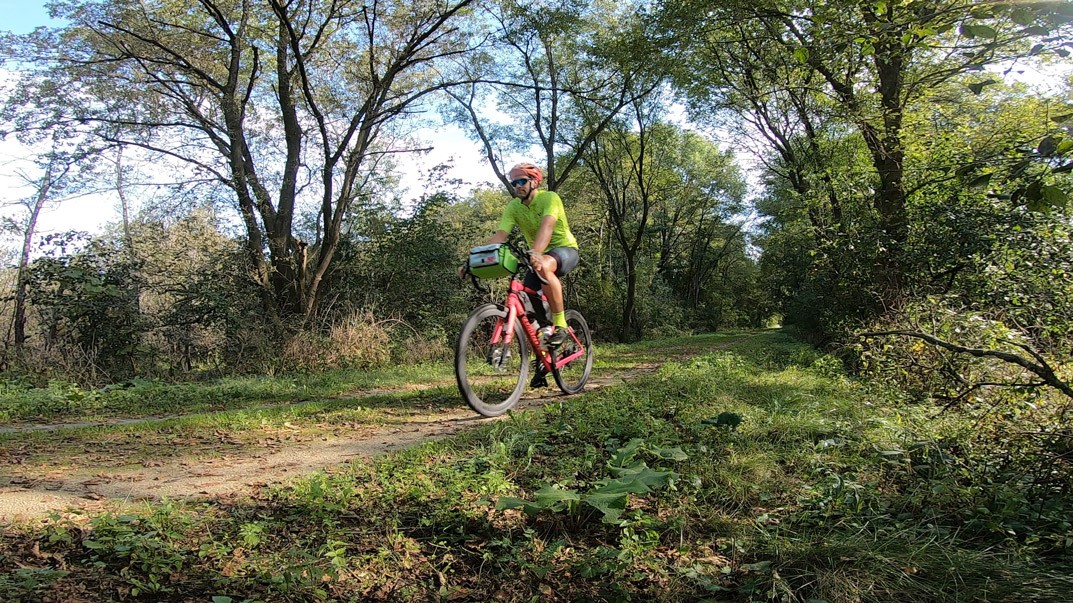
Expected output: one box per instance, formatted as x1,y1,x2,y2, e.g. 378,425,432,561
551,309,593,394
455,303,530,417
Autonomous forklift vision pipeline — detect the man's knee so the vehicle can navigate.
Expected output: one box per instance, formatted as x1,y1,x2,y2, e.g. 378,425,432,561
539,255,559,277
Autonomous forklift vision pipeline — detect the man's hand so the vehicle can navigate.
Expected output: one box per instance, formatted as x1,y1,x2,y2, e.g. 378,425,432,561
528,250,555,284
458,262,470,279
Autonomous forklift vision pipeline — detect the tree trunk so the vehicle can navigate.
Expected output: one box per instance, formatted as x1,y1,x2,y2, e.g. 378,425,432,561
866,37,909,303
116,148,136,259
12,167,53,353
622,250,638,341
114,147,142,375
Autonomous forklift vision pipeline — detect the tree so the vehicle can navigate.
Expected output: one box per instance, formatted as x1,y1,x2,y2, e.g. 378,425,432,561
125,209,258,374
583,101,656,339
647,130,747,314
22,231,144,381
668,0,1073,316
446,0,663,191
3,0,479,331
2,140,99,357
900,82,1073,359
576,103,749,338
8,155,64,355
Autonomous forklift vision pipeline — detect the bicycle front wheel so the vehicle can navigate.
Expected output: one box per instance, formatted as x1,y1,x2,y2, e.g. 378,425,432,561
455,303,530,417
551,309,593,394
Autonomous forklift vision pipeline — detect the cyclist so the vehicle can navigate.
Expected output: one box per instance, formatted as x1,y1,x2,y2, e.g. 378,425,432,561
472,162,580,383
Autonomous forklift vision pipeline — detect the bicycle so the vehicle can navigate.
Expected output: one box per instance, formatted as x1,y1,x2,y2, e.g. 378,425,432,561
455,241,594,417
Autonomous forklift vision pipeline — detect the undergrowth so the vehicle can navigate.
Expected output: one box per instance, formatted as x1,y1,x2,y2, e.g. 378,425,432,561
2,331,1070,602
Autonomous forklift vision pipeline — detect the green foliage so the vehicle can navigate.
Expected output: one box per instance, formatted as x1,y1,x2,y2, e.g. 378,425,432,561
567,122,766,340
324,190,484,340
128,210,263,375
0,568,70,600
22,232,143,380
497,437,684,523
855,298,1062,402
78,503,195,597
701,411,743,430
3,210,273,384
672,0,1073,352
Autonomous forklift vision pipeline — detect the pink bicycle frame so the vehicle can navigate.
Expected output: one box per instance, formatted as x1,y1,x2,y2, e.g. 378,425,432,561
488,279,585,372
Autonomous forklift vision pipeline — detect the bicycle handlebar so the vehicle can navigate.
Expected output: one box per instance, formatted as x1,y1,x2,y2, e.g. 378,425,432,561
506,240,536,271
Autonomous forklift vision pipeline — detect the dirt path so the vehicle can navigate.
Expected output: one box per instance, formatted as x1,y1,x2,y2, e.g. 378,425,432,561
0,361,670,524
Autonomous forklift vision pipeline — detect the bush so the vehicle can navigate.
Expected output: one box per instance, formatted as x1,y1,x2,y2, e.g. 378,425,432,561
391,325,452,364
328,311,393,367
282,311,392,371
854,298,1045,405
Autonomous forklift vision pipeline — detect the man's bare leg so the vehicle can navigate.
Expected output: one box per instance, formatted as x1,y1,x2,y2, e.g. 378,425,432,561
534,255,568,345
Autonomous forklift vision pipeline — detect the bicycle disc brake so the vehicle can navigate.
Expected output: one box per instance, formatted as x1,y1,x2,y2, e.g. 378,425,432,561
487,344,512,371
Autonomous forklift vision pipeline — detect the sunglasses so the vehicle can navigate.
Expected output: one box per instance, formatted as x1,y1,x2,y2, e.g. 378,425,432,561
510,178,529,187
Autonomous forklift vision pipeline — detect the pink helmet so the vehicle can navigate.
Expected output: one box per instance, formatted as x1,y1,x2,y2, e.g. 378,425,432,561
508,162,543,186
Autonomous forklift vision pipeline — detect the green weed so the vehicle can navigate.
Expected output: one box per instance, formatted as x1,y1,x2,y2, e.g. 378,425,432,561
0,568,70,600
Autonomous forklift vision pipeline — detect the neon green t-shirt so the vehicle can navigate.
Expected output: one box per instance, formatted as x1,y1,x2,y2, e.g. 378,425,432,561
497,191,579,250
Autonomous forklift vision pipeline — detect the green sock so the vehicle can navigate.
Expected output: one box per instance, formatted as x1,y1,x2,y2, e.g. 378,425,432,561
552,311,567,329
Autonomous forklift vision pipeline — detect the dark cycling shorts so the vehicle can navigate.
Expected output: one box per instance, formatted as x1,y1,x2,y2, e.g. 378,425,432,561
524,246,579,290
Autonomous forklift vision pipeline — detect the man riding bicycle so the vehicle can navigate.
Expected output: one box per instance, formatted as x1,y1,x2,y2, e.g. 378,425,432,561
477,162,580,353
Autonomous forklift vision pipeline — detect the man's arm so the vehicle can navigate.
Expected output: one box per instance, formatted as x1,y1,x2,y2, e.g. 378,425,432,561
530,215,557,254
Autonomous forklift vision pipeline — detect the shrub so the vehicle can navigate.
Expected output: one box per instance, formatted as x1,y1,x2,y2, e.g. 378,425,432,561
327,311,392,367
854,298,1044,405
391,325,452,364
281,311,392,371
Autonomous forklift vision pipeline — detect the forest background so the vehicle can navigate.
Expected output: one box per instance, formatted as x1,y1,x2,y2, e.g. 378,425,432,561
0,0,1071,433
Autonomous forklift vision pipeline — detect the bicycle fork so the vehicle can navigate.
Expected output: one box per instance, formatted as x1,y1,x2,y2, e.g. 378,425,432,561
487,310,511,370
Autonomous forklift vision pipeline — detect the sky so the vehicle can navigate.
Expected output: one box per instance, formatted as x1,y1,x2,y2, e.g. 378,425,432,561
0,2,493,243
0,0,62,34
0,1,77,242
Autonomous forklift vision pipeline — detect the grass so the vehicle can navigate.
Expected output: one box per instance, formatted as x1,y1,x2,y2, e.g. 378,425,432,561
0,333,739,426
2,330,1071,602
0,361,474,425
0,333,743,469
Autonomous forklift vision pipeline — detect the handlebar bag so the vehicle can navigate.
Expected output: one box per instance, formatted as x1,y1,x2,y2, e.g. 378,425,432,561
468,243,519,279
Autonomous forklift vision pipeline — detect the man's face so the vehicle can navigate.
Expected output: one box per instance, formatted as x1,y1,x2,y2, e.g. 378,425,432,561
510,176,534,199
